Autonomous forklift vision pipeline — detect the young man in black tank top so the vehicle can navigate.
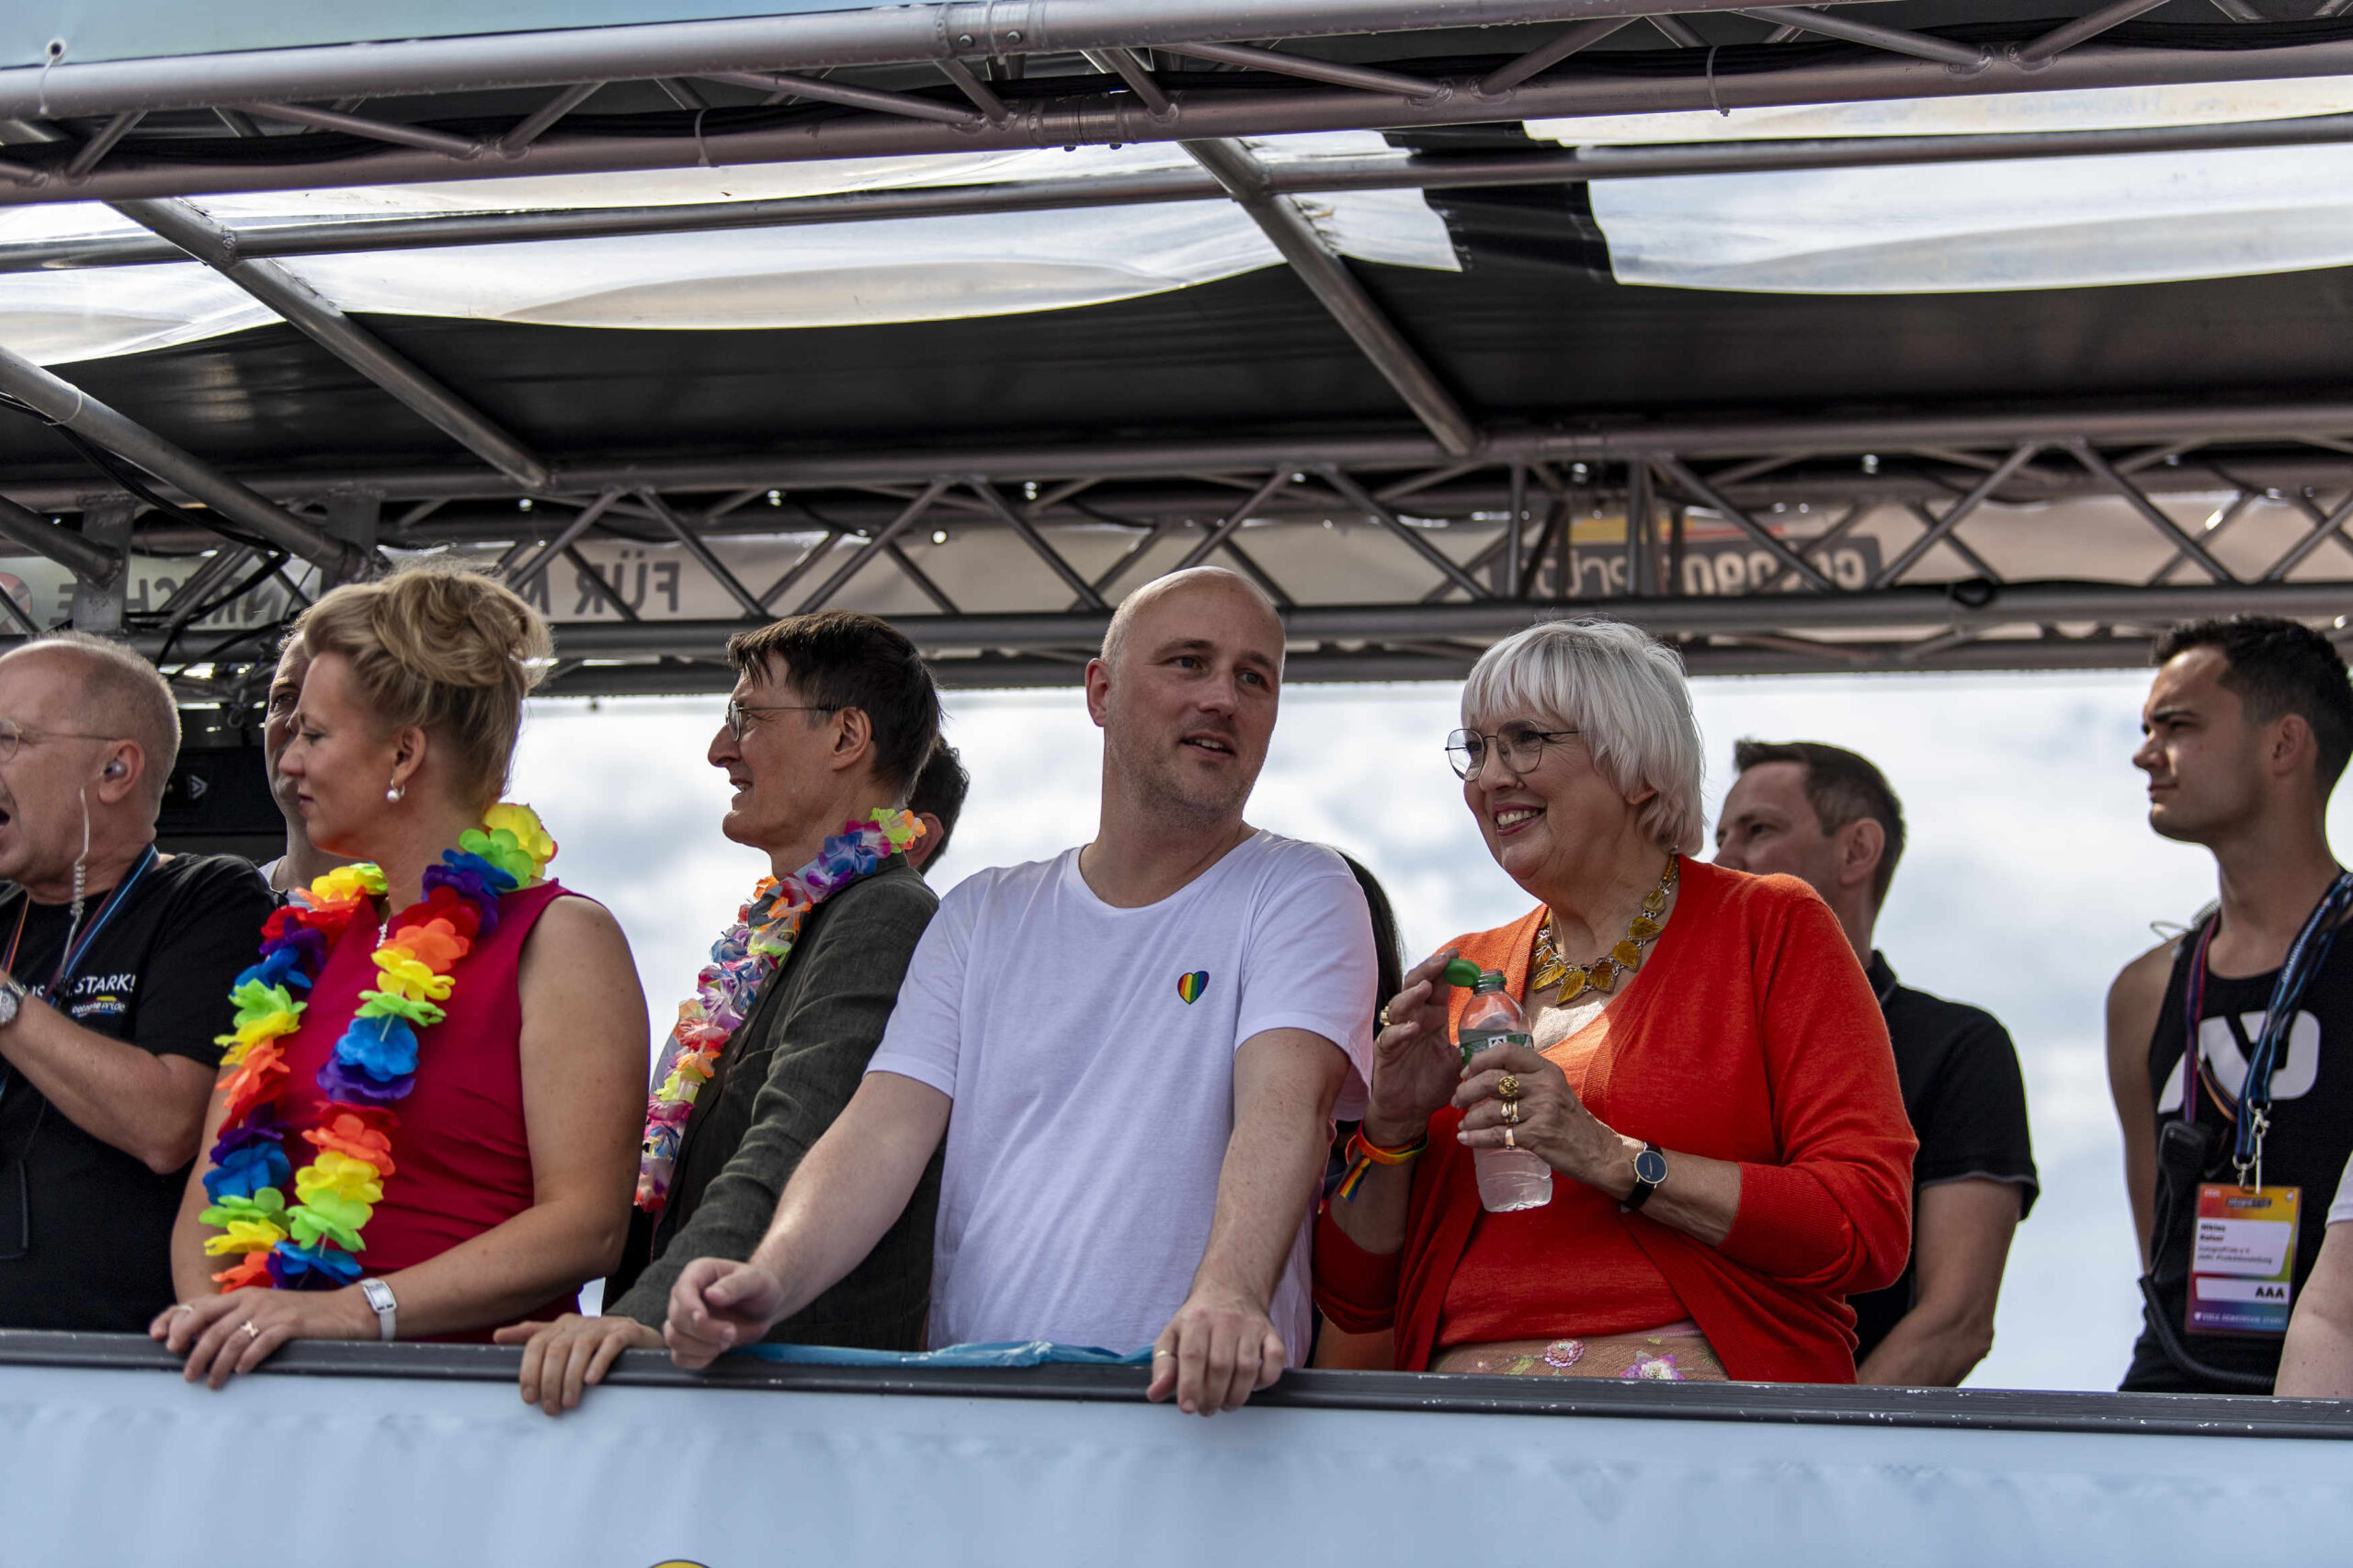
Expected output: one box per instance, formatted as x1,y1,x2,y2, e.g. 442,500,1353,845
2108,617,2353,1394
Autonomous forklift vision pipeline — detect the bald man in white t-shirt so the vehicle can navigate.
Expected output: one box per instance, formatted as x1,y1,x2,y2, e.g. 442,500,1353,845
662,568,1377,1415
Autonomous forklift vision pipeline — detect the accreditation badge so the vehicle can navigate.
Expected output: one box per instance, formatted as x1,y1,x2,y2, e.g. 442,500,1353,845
2187,1184,2302,1336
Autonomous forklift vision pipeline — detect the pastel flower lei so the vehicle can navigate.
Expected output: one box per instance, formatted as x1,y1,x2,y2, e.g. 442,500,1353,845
635,809,923,1212
201,803,559,1291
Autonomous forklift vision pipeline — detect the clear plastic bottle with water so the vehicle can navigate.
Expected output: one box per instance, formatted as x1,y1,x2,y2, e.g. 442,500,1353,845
1452,963,1553,1212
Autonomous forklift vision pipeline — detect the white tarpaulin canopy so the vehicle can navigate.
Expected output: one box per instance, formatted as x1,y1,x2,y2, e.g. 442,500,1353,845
0,135,1459,364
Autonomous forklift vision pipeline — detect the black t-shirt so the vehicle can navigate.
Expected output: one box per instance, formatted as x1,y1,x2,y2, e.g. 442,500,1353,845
1850,952,2040,1366
0,852,272,1332
2123,925,2353,1394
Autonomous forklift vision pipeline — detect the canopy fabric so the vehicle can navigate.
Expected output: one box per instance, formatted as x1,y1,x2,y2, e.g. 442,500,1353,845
0,135,1459,365
1589,143,2353,295
1522,72,2353,142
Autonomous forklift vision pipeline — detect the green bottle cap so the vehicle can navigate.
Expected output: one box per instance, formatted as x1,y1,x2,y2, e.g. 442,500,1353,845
1443,958,1483,989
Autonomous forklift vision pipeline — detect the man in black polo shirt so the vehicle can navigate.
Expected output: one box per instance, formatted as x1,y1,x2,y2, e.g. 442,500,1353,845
0,633,272,1332
1716,738,2037,1386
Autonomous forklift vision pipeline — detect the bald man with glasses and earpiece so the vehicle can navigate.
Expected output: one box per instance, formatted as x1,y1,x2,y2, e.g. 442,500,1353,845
0,632,272,1333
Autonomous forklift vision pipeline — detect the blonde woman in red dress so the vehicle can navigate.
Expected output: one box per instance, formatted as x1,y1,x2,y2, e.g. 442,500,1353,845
152,566,645,1385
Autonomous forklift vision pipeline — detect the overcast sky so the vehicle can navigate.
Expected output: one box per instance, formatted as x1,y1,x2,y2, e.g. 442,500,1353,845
507,665,2323,1392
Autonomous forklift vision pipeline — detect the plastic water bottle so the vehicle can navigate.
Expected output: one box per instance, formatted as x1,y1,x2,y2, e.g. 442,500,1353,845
1452,963,1552,1213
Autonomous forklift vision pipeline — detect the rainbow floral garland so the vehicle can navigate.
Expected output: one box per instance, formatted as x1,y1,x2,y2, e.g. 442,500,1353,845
201,804,558,1291
635,809,923,1212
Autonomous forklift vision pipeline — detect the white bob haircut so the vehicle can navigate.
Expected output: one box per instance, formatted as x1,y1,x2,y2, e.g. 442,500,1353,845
1461,618,1706,855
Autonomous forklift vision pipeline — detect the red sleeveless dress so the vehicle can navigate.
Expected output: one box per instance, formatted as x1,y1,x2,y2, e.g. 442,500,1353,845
275,879,581,1337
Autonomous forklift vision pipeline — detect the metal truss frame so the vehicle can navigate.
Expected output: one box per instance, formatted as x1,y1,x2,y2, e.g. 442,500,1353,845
13,402,2350,698
0,5,2346,205
1,2,2350,700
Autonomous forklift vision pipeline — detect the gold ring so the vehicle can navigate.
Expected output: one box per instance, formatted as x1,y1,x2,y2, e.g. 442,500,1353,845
241,1322,260,1341
1496,1074,1522,1100
1502,1099,1520,1124
1503,1126,1518,1150
1153,1350,1177,1359
1378,1005,1391,1028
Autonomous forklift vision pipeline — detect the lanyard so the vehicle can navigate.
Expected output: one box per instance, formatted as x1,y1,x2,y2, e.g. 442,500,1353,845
40,843,157,1004
2183,869,2353,1188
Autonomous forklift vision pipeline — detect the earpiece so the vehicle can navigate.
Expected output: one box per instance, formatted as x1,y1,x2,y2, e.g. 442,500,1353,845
102,759,125,779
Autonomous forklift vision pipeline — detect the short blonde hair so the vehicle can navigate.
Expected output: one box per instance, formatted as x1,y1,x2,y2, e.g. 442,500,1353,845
296,562,551,810
1461,619,1705,854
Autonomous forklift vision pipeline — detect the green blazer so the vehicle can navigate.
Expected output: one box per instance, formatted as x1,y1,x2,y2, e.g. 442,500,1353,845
604,858,942,1349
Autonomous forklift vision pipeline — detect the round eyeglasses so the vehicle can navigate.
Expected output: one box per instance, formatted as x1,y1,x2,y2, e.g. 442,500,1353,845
0,717,122,766
1446,723,1580,780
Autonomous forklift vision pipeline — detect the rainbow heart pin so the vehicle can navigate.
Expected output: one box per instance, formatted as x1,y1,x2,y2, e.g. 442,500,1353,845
1176,971,1210,1005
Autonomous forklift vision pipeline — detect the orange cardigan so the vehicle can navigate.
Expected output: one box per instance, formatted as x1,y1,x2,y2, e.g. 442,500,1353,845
1314,858,1916,1383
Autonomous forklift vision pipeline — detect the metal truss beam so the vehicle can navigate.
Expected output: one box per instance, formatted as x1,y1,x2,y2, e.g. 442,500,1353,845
1736,8,1991,71
13,32,2353,206
1651,455,1834,591
2013,0,2172,66
1183,138,1479,457
108,198,551,489
0,493,119,585
0,340,362,575
524,632,2184,696
0,3,1773,119
28,109,2353,267
104,582,2353,673
1870,442,2040,587
22,402,2353,517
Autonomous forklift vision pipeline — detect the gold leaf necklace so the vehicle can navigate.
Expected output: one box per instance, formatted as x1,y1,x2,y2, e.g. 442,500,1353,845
1529,856,1678,1002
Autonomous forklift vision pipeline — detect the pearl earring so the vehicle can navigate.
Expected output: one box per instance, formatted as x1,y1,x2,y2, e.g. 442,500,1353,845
386,781,404,803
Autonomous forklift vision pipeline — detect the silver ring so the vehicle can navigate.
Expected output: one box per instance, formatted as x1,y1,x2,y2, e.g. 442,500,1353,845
173,1302,196,1316
241,1321,260,1341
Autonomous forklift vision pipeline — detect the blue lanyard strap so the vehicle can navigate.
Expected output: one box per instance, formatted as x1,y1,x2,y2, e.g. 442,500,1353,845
40,843,157,1003
2185,869,2353,1185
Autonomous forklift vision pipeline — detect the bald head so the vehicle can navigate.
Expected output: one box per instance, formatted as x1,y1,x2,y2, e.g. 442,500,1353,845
1100,567,1284,676
0,634,179,812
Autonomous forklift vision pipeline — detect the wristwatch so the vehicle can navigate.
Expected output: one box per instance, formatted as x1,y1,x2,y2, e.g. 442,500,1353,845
1620,1142,1669,1213
0,974,27,1029
360,1277,398,1342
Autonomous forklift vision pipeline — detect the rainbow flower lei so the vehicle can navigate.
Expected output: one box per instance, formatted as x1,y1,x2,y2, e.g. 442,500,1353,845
201,803,558,1292
635,808,923,1212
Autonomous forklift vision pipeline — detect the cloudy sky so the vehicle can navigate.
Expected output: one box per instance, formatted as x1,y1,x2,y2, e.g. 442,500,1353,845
506,665,2305,1392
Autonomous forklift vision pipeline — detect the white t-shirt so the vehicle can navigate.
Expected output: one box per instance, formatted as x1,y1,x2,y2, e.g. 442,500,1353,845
2330,1150,2353,1225
867,829,1378,1358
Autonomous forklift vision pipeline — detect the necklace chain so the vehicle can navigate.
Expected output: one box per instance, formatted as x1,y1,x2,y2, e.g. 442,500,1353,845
1530,856,1679,1002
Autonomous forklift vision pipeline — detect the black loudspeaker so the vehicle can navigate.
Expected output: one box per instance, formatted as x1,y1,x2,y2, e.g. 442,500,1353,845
156,742,283,864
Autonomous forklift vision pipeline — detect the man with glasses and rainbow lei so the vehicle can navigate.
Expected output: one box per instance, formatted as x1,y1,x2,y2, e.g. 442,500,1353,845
500,610,947,1416
0,632,272,1333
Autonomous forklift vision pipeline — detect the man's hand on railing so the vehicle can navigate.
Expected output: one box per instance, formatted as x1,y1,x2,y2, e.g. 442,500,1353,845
664,1256,787,1369
494,1312,663,1415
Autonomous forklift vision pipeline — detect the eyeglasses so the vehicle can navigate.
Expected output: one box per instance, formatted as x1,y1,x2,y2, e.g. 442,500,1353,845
1446,723,1580,780
0,717,122,766
723,698,841,742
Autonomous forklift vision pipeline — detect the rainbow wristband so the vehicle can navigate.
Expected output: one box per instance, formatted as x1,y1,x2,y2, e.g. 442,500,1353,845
1335,1127,1427,1203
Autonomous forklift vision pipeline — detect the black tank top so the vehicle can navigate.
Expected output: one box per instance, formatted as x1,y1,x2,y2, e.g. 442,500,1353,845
2122,925,2353,1392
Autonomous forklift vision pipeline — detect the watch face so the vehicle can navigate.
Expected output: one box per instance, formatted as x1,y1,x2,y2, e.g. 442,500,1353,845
1634,1147,1668,1185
